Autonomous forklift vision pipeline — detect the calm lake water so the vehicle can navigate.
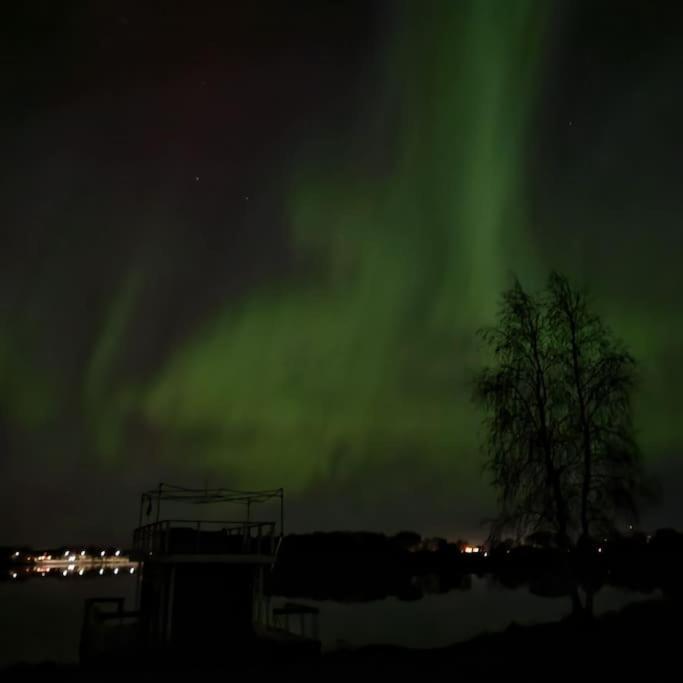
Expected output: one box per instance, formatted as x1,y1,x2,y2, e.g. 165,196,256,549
0,573,655,666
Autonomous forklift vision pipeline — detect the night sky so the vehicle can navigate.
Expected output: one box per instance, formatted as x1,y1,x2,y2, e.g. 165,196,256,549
2,1,682,546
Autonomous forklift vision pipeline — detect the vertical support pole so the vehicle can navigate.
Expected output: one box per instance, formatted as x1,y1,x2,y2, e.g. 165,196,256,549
245,500,251,552
166,566,176,644
155,484,163,556
155,484,162,525
280,489,284,539
258,566,264,626
135,561,142,610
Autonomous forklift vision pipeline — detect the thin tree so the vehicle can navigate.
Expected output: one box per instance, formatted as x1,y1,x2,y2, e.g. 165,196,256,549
475,279,571,548
547,272,642,543
476,273,645,549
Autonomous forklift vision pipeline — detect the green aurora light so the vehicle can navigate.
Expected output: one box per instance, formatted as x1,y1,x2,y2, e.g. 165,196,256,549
136,2,551,490
2,2,681,529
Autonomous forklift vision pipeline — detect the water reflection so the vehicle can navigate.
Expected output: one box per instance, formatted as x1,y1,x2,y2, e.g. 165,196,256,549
0,570,657,666
6,551,139,582
0,575,138,666
270,575,653,652
7,562,138,581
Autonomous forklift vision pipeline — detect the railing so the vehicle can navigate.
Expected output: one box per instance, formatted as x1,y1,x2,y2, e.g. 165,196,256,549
132,519,278,558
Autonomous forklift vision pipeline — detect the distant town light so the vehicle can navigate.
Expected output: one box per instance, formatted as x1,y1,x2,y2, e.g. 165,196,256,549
99,568,104,576
629,525,633,531
47,555,52,560
129,567,135,575
68,564,75,571
114,568,119,575
41,573,46,577
78,569,84,576
64,551,70,557
115,550,121,557
100,551,106,557
484,551,488,558
68,555,76,562
598,547,603,554
80,550,86,556
13,551,19,557
11,572,17,579
62,570,68,577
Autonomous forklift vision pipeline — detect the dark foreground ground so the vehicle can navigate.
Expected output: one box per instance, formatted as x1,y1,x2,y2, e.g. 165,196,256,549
318,597,680,680
5,596,680,678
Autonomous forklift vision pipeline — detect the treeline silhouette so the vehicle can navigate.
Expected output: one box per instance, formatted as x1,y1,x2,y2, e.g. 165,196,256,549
270,531,478,601
268,528,683,602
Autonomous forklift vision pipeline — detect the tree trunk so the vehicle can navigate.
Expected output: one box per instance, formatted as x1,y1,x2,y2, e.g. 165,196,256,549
567,306,593,541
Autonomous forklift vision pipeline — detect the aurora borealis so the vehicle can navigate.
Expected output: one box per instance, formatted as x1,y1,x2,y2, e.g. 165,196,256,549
2,1,683,544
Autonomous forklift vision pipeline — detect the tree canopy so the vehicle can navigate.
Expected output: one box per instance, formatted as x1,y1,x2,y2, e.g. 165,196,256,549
476,272,646,548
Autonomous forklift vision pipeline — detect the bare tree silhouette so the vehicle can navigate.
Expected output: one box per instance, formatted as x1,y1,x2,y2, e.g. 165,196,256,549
547,272,643,544
476,279,571,547
475,273,648,614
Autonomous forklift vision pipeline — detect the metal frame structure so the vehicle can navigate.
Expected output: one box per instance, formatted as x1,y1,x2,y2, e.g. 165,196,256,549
133,519,278,557
137,483,285,539
131,484,286,638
